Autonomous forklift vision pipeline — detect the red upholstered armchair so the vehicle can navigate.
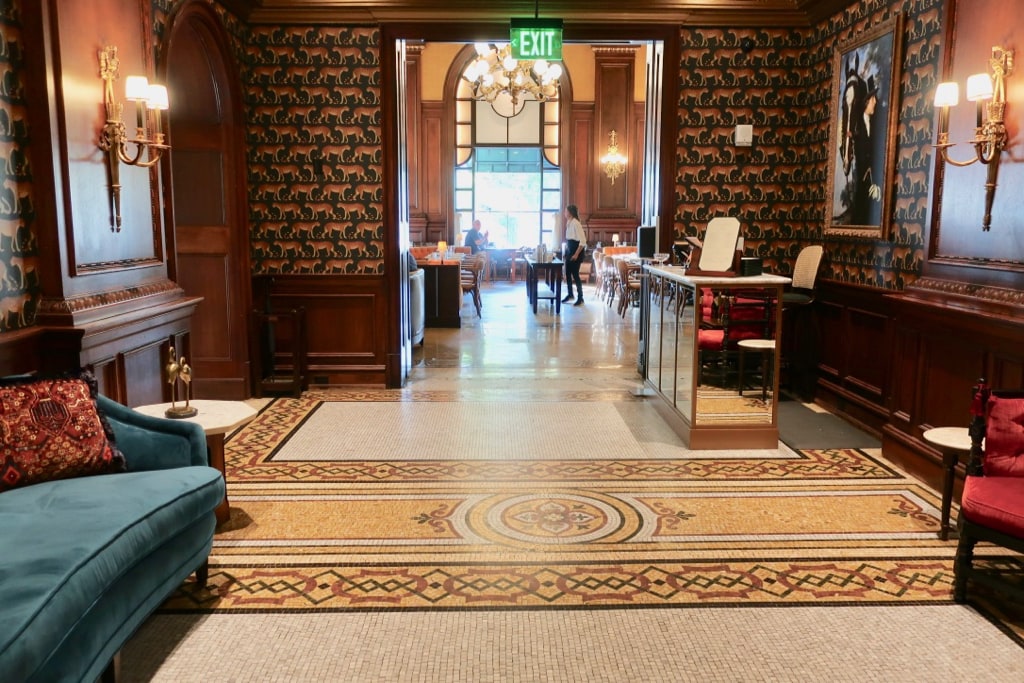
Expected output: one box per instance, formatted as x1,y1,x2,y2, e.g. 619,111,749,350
953,381,1024,603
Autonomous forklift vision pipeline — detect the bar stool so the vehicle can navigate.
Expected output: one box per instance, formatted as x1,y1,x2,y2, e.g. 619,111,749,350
737,338,775,402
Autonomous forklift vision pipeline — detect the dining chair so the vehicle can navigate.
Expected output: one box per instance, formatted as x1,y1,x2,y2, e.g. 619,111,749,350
603,254,620,307
616,259,642,317
781,245,824,398
460,254,484,317
783,245,824,307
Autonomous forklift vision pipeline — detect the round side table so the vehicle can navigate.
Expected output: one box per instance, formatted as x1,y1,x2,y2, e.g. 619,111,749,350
922,426,974,541
133,399,258,525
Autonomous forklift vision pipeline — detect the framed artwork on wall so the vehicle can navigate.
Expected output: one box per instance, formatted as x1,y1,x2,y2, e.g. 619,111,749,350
825,14,904,238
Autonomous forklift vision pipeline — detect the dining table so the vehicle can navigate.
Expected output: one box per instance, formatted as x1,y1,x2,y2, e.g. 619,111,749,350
525,256,564,314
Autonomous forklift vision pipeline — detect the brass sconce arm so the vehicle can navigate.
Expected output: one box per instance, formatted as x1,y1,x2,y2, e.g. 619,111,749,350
96,46,170,232
932,46,1013,231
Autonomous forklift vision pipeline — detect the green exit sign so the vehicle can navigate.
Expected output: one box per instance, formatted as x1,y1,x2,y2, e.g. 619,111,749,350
510,18,563,61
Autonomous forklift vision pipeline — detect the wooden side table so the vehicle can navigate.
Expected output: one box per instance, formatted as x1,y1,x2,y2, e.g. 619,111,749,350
922,426,973,541
134,400,258,525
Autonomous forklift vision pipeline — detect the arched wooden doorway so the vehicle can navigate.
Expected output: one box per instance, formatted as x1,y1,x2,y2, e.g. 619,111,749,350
161,2,252,398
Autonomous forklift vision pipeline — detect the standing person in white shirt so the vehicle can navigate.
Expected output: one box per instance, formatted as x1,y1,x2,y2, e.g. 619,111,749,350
561,204,587,306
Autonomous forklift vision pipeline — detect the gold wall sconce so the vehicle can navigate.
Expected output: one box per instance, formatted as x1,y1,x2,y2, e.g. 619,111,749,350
97,45,170,232
600,130,627,185
933,46,1014,231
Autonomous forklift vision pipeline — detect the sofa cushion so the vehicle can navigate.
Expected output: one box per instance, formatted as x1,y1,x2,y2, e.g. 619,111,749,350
0,466,224,680
0,373,125,493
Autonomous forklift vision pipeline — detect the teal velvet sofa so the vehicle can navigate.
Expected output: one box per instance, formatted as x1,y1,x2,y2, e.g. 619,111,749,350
0,392,225,682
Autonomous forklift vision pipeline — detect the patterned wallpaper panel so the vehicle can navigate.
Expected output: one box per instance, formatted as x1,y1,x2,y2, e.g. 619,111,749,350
153,2,383,275
0,0,40,333
676,0,942,289
147,1,939,285
245,26,383,275
676,26,822,279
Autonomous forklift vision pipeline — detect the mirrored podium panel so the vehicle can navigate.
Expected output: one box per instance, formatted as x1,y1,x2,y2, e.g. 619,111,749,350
641,265,791,449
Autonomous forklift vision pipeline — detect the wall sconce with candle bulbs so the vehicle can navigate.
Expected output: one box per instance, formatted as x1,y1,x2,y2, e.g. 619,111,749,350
600,130,627,185
933,46,1014,231
97,45,170,232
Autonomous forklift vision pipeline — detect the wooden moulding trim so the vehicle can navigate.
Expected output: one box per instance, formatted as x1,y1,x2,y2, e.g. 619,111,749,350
907,277,1024,308
34,281,188,324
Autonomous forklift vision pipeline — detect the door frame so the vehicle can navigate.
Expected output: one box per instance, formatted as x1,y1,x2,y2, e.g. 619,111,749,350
159,0,253,397
380,23,679,386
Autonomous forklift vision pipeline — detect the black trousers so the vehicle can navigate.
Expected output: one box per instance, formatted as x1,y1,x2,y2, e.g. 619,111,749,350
564,257,583,300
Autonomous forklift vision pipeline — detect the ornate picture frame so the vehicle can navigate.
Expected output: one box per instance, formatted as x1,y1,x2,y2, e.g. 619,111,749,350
825,14,904,238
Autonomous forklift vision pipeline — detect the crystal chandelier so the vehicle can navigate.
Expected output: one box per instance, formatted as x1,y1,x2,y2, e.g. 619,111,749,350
464,42,562,117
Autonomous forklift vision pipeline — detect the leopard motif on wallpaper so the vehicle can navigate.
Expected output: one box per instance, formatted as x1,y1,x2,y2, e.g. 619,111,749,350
676,0,942,290
0,0,41,333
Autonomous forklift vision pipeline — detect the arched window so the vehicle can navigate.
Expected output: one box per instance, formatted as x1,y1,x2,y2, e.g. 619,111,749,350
453,52,561,249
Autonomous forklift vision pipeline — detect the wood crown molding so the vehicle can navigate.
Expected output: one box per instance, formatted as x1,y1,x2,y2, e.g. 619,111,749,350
239,0,858,27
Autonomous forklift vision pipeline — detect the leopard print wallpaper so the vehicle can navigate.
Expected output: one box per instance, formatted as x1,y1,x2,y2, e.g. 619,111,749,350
243,25,384,275
0,0,40,333
676,0,943,289
153,1,384,276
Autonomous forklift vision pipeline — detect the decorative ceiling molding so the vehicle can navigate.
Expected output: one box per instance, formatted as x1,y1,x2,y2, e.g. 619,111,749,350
235,0,856,27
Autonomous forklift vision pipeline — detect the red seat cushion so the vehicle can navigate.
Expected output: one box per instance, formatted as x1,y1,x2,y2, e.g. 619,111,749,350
984,395,1024,477
698,329,724,350
961,474,1024,539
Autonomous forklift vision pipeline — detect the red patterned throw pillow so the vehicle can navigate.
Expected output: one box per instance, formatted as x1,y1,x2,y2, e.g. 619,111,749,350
0,373,126,492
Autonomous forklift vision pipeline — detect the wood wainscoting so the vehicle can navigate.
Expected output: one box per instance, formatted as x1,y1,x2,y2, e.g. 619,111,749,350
814,278,1024,502
813,280,893,435
253,274,389,387
883,283,1024,496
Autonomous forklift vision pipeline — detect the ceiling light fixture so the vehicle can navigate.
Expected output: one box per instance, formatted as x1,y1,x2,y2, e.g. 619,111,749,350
464,42,562,117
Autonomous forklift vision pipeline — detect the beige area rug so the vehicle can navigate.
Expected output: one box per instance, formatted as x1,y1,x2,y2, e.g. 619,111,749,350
123,606,1024,682
274,401,643,460
271,401,791,461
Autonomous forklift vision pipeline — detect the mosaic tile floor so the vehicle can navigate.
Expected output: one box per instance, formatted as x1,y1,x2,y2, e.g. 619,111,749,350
125,282,1024,680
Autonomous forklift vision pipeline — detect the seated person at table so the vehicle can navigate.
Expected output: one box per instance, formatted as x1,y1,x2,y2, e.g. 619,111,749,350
464,220,489,254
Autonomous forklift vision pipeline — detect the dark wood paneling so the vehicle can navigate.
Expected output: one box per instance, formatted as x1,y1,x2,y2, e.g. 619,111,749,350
164,4,252,400
571,107,593,225
120,340,168,407
593,48,635,214
813,280,892,432
877,288,1024,505
421,103,445,235
37,297,199,405
0,328,42,377
255,274,388,386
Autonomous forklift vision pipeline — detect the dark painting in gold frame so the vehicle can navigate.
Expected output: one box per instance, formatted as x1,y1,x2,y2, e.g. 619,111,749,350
825,14,904,238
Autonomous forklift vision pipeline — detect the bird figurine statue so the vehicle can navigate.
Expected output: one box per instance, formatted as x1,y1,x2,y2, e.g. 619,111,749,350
164,347,198,418
165,347,180,407
179,356,193,408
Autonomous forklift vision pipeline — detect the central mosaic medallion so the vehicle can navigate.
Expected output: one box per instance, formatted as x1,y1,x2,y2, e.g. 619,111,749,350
485,494,623,544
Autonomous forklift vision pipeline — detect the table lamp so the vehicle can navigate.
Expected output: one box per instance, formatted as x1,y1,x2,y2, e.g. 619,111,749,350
437,240,447,258
612,233,620,247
